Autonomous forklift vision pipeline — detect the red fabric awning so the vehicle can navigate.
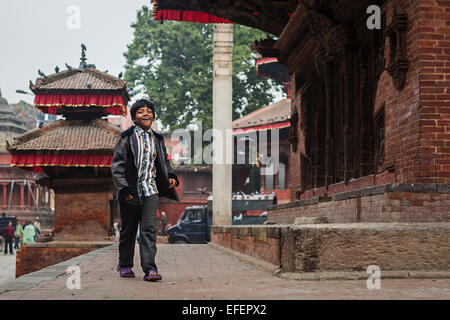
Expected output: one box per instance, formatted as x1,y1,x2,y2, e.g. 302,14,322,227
153,9,233,23
256,57,278,65
34,94,127,116
152,1,232,23
11,154,113,169
256,57,290,84
233,121,290,134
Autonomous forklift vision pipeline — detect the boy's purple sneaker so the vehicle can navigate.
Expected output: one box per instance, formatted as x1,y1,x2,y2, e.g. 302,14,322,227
143,270,162,282
117,264,135,278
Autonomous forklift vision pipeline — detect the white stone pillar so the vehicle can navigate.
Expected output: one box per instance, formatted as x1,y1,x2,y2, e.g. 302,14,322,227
212,23,233,226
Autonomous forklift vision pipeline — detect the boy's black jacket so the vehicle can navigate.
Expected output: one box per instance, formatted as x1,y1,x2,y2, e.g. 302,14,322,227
111,125,180,202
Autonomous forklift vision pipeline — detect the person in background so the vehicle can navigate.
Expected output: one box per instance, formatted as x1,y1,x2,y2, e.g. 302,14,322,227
156,209,161,235
22,221,36,244
160,211,167,236
33,220,41,240
14,220,23,249
3,221,15,255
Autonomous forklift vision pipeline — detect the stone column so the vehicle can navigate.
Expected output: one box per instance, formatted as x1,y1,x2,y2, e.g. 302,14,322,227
19,182,24,209
325,62,335,186
212,23,233,226
1,183,7,208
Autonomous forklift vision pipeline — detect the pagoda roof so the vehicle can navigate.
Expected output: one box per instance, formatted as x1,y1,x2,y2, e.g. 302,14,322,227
232,98,291,130
8,118,122,153
30,68,130,101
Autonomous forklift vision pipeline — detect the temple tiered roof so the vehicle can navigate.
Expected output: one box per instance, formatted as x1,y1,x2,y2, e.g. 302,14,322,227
8,44,128,171
29,45,130,116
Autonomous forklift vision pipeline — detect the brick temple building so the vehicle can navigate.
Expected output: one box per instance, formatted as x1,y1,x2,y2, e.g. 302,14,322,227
153,0,450,223
9,45,130,276
153,0,449,273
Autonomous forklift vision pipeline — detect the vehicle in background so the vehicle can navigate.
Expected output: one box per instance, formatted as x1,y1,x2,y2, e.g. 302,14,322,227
167,193,276,244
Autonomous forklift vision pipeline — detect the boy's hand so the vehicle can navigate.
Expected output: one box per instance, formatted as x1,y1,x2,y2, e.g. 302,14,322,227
168,178,176,189
125,194,133,200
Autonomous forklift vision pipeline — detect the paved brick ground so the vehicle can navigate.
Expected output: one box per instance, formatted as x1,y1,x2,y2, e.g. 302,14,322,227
0,253,16,286
0,243,448,300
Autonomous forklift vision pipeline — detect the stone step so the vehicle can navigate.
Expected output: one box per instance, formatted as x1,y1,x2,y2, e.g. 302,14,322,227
293,216,329,225
211,222,450,273
280,222,450,273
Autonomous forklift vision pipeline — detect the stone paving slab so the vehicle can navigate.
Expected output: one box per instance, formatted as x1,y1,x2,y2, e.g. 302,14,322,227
0,243,448,300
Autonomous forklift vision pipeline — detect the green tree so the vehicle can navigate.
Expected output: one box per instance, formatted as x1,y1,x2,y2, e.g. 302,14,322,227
124,6,284,132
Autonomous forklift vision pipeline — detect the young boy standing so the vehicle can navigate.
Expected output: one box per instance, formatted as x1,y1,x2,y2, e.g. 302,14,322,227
112,99,179,281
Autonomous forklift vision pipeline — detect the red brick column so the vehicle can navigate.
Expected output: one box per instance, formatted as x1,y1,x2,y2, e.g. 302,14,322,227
1,183,7,208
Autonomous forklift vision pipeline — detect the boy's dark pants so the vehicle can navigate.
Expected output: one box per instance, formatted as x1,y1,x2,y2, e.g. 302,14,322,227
118,194,159,274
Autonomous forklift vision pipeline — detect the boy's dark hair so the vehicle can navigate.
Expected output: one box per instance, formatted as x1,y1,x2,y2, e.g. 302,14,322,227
130,99,155,120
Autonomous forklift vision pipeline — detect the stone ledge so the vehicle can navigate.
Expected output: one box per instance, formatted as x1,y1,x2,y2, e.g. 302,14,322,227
268,182,450,211
281,222,450,272
278,270,450,281
21,241,114,249
211,225,287,239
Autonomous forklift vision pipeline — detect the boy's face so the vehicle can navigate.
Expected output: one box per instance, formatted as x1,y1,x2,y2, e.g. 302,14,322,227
134,106,154,131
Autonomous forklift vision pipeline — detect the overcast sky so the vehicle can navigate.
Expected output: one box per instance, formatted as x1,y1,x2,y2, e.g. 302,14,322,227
0,0,150,105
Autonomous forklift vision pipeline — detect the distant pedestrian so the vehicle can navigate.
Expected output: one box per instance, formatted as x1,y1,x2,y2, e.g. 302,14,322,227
33,220,41,240
22,221,36,244
156,209,161,235
14,220,23,249
3,221,14,255
160,211,167,236
34,218,41,231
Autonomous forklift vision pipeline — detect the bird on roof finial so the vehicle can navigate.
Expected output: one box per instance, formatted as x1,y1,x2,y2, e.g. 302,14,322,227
55,66,59,73
38,69,46,77
118,72,123,79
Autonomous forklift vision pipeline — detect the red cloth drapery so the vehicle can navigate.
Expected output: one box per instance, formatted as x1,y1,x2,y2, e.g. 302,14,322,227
233,121,290,134
34,94,127,116
153,9,233,23
11,154,113,169
256,57,278,65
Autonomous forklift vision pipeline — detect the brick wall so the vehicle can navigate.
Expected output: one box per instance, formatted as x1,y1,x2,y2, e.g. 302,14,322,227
211,223,449,273
210,226,281,266
287,0,450,201
54,192,110,241
268,183,450,224
416,0,450,183
375,0,450,184
15,243,102,277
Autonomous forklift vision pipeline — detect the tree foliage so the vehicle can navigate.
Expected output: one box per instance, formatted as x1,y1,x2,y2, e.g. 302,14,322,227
124,6,284,132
